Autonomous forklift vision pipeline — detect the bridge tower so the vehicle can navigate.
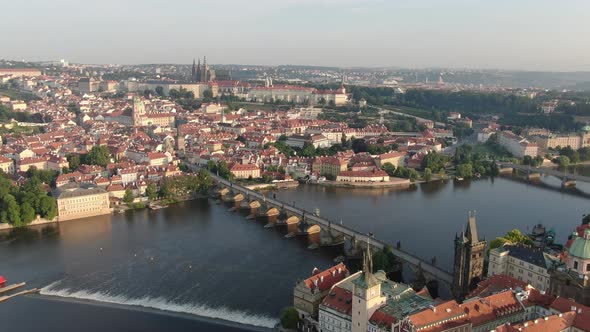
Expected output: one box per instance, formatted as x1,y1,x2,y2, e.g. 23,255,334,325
452,211,486,300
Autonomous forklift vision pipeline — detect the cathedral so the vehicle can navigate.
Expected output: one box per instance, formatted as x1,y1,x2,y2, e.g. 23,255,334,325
452,211,486,300
191,57,215,83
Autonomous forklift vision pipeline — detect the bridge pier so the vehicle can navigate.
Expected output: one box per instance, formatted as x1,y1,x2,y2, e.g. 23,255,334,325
498,167,513,174
526,173,541,181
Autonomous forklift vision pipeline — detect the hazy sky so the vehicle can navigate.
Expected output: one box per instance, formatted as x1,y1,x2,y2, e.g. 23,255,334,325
2,0,589,71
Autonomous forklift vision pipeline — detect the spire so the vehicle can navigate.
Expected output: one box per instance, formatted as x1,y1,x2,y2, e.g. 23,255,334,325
361,240,379,287
202,56,208,82
191,59,196,82
465,211,479,242
196,58,201,82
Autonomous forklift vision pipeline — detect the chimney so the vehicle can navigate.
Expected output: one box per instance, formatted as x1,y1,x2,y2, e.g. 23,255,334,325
320,276,324,283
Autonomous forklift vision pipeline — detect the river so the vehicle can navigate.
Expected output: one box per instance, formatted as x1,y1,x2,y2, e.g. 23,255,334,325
1,174,589,331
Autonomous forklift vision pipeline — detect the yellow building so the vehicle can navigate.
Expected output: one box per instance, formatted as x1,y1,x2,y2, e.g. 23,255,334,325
534,132,590,150
0,156,15,174
230,163,261,179
56,185,111,221
312,156,348,178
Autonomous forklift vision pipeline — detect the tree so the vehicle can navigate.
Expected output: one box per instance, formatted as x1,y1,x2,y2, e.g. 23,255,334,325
203,90,213,100
456,163,473,178
196,170,212,194
421,152,449,171
38,195,57,220
381,162,396,176
3,194,21,225
123,189,134,204
86,146,110,167
490,229,533,249
146,183,158,201
178,163,189,172
155,86,164,96
67,154,81,171
557,155,571,167
301,142,316,157
408,169,419,182
20,202,36,224
424,168,433,182
280,307,299,329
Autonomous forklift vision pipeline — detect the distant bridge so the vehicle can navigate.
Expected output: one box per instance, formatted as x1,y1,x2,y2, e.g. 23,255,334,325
209,172,454,284
497,162,590,185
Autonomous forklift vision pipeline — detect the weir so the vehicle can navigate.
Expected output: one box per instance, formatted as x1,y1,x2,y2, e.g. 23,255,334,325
213,172,453,284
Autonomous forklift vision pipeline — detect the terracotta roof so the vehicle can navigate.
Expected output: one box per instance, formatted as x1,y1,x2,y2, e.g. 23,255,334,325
468,274,529,298
321,286,353,315
461,290,524,327
408,300,466,329
338,169,388,178
303,263,348,293
549,297,590,331
509,311,576,332
370,309,397,327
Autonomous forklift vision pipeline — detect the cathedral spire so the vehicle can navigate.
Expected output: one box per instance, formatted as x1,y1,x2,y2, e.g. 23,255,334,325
191,58,196,82
196,58,201,82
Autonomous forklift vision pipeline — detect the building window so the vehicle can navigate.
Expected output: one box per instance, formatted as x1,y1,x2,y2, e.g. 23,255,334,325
574,261,578,269
587,263,590,272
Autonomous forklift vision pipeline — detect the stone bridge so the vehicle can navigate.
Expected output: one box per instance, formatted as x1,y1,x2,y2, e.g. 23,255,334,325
210,172,453,284
497,162,589,187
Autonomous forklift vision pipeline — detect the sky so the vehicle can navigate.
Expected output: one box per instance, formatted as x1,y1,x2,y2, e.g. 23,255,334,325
1,0,589,71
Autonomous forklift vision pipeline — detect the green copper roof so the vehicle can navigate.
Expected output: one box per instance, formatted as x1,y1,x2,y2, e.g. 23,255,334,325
569,229,590,260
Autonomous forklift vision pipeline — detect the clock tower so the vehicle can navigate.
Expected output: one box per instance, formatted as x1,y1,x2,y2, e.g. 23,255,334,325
352,244,386,332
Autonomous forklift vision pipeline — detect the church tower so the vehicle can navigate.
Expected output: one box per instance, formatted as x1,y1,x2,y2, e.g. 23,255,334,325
132,96,145,127
452,212,486,300
196,58,201,82
352,243,386,332
176,130,185,155
191,59,196,82
201,56,208,83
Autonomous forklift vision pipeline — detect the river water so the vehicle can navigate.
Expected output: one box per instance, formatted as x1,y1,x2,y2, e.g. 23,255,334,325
1,174,589,331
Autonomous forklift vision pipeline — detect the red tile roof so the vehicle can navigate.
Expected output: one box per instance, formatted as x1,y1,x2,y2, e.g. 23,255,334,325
549,297,590,331
303,263,348,293
468,274,529,298
321,286,353,315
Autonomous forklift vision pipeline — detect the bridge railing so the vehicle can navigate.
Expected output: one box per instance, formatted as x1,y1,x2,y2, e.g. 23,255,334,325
209,171,453,282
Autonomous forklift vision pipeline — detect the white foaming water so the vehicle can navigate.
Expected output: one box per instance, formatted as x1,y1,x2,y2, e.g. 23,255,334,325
40,281,277,328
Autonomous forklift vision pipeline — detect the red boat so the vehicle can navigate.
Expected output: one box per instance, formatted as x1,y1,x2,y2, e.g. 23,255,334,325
0,276,6,288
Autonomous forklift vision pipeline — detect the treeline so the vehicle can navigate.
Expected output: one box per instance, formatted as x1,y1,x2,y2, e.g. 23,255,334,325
66,146,111,170
156,171,213,200
0,170,58,226
267,136,397,158
453,145,500,178
0,104,50,123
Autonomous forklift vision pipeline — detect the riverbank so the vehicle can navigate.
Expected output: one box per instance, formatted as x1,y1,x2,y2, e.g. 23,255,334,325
0,216,56,231
312,177,411,189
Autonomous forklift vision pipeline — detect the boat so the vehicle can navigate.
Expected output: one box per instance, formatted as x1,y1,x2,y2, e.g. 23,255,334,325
455,176,464,181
